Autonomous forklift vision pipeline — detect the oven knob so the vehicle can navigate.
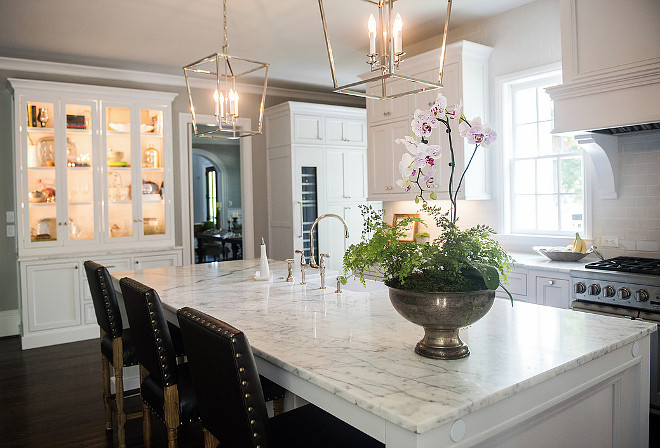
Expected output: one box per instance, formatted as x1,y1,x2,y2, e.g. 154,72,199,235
635,289,650,303
618,287,631,300
574,282,586,294
603,286,616,298
588,284,601,296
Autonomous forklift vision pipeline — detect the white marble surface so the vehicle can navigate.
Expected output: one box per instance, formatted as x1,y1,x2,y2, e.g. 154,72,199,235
507,251,601,273
112,260,656,434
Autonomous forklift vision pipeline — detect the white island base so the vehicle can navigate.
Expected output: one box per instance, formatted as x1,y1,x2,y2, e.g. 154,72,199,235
112,261,654,448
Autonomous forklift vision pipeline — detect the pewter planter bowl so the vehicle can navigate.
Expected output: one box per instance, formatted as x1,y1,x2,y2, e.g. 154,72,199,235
388,287,495,360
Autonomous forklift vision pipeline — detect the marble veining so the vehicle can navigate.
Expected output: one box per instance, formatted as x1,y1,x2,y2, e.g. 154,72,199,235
112,260,656,434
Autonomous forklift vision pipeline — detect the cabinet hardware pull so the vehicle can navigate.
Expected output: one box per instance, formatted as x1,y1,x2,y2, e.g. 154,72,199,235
548,280,555,285
297,201,303,239
74,265,78,269
428,102,433,107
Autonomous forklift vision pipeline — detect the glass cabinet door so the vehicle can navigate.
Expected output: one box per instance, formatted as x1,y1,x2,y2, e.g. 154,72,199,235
26,100,58,244
104,106,135,239
140,108,166,237
63,102,96,242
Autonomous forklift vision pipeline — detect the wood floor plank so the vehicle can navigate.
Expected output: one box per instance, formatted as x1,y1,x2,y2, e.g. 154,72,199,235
0,336,203,447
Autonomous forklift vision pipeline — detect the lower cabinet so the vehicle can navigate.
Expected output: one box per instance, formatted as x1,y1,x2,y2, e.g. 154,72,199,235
19,248,182,349
496,267,571,309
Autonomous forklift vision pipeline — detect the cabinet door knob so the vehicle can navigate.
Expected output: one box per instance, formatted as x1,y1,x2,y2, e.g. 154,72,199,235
74,265,78,269
548,280,555,285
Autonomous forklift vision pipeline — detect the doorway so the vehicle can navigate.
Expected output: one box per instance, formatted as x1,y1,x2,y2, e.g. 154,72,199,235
178,114,254,265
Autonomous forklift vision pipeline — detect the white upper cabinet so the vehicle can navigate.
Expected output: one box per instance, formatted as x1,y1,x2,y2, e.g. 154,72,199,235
9,79,177,257
294,114,324,144
325,117,367,146
365,41,493,201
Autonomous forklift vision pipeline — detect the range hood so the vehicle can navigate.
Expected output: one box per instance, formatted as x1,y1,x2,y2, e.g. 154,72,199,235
545,0,660,198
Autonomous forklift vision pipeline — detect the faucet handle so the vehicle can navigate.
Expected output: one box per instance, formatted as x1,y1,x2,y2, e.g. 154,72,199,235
285,258,295,282
294,250,306,265
319,253,329,269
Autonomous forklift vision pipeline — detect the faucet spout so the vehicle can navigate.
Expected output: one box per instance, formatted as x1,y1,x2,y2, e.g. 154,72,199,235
308,213,350,268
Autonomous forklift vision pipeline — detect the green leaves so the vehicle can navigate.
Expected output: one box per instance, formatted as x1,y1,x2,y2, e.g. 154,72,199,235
343,205,514,296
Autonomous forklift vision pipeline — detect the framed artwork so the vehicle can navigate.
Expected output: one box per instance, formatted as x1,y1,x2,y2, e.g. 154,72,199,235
392,213,420,242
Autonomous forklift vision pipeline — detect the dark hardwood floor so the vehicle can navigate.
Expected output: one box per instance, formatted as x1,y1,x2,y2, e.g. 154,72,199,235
2,335,659,447
0,336,203,448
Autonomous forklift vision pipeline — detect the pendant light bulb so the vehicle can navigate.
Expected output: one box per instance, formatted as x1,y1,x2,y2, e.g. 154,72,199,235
368,14,376,54
393,13,403,54
213,89,220,117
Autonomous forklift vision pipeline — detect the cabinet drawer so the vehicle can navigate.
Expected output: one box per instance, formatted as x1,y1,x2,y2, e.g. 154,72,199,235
500,271,527,296
134,253,180,270
536,276,570,309
81,257,132,302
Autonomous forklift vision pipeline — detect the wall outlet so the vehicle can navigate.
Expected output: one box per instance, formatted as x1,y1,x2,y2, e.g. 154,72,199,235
601,236,619,247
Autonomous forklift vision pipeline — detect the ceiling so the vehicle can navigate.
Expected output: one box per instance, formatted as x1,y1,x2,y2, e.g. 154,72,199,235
0,0,536,92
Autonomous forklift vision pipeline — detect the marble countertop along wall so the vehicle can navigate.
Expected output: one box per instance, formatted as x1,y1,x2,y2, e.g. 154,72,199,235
112,260,656,434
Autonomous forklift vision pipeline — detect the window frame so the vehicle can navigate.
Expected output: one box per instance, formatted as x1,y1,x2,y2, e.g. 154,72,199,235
496,64,591,244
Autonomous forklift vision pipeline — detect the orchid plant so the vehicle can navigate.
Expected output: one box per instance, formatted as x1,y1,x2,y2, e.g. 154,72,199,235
395,93,497,222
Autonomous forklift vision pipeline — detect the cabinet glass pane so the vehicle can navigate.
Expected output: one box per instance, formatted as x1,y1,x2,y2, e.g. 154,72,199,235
106,107,133,238
27,101,57,242
141,109,165,236
66,104,94,240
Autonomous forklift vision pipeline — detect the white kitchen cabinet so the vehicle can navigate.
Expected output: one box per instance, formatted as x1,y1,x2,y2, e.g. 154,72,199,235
19,249,182,349
496,266,572,309
266,102,376,269
325,117,367,146
326,148,367,202
23,261,81,333
536,275,571,309
294,114,324,144
365,41,493,201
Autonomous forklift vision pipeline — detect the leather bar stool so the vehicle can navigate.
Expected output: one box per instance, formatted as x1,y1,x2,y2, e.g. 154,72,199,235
176,307,384,448
119,277,200,448
83,261,141,448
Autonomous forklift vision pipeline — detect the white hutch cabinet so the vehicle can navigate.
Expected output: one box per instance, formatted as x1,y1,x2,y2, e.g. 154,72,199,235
265,102,376,272
9,79,182,349
366,40,493,201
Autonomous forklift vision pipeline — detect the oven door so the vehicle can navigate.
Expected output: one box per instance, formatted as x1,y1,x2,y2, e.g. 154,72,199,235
572,300,660,414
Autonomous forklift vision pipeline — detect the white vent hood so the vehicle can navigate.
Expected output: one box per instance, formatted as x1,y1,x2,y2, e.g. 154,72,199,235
545,0,660,199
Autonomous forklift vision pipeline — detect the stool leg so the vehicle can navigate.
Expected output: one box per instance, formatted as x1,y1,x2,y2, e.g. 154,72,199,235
164,385,180,448
101,353,112,430
203,428,219,448
113,338,126,448
140,365,152,448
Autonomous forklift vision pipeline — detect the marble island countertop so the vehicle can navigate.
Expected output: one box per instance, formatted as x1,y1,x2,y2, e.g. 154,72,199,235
112,259,656,435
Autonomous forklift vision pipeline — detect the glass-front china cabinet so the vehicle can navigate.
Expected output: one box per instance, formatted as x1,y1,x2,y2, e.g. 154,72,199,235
10,79,180,349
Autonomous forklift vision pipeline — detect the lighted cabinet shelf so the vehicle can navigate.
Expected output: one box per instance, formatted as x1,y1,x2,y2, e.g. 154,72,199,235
10,79,177,256
365,41,493,201
9,79,182,349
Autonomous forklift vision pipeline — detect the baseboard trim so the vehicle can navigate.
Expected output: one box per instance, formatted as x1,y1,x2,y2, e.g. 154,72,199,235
0,309,20,338
20,325,98,350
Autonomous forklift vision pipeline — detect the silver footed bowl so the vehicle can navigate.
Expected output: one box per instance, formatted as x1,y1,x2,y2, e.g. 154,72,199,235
388,287,495,360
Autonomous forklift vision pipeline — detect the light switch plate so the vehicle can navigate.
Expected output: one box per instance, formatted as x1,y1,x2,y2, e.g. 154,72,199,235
6,224,15,237
6,211,15,223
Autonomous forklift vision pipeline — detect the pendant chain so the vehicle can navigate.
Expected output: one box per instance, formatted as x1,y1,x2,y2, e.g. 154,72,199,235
222,0,228,54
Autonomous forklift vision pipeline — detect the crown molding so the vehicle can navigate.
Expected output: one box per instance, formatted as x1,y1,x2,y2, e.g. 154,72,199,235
0,56,364,106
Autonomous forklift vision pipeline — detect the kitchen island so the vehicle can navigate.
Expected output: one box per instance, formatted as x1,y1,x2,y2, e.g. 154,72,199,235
112,260,655,447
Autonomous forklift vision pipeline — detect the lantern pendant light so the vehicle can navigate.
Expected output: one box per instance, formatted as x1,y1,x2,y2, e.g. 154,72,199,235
183,0,269,138
318,0,453,100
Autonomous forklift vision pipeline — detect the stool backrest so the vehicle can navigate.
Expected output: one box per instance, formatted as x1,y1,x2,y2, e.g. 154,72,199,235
120,277,178,387
177,307,273,448
84,261,122,338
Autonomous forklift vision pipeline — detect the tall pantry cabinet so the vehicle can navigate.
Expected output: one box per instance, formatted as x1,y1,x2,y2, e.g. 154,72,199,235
10,79,182,349
265,102,374,272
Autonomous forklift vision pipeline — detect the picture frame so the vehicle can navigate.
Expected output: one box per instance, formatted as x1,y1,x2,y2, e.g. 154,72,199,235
392,213,420,242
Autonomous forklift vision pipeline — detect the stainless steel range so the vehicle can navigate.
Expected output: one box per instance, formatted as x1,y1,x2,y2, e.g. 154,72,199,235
570,256,660,413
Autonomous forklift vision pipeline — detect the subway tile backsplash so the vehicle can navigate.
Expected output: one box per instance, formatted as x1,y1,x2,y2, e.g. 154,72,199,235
592,130,660,258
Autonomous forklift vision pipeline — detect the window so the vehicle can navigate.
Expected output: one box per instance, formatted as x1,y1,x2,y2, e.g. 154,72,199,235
502,69,586,236
206,167,218,224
